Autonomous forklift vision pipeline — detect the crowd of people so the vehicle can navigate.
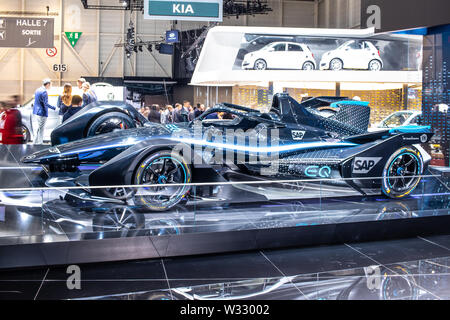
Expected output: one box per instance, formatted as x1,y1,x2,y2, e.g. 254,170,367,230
139,100,237,124
3,76,245,145
32,77,97,144
139,100,205,124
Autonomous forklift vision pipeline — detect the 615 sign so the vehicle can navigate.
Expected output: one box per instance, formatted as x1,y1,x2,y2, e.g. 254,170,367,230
53,64,67,72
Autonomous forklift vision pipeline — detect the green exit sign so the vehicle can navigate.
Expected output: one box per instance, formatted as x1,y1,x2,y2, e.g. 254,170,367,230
144,0,223,21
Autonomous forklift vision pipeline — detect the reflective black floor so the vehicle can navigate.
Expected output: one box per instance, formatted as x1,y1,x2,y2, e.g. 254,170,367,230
1,234,450,300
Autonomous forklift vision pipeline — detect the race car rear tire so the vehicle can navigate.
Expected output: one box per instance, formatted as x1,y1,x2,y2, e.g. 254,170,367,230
86,112,135,137
381,147,423,198
133,150,192,211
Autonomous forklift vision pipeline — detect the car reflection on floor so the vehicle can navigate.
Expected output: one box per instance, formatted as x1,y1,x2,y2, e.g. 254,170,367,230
0,184,448,245
79,255,450,300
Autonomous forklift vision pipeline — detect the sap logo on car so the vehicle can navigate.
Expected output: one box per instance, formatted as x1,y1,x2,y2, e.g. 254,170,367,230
291,130,305,140
305,165,332,178
352,157,382,174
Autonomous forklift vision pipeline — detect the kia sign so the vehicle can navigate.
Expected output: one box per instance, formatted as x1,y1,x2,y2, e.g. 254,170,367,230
0,17,54,48
144,0,223,22
361,0,450,33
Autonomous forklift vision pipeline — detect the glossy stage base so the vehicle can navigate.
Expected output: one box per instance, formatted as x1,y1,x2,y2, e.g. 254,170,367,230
0,145,449,269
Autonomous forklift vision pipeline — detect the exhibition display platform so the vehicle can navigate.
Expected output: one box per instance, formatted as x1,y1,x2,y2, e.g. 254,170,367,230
0,144,449,270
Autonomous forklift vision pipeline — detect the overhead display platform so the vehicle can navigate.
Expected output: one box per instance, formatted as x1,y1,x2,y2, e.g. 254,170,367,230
191,26,423,87
191,70,422,87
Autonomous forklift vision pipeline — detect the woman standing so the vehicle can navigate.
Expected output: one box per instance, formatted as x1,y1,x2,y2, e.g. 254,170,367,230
57,83,72,124
82,82,97,107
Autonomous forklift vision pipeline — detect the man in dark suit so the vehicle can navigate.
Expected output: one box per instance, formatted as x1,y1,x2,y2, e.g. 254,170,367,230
33,78,56,144
173,103,189,122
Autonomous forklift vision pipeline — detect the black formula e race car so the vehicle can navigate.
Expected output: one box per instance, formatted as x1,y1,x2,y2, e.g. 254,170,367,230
22,93,433,211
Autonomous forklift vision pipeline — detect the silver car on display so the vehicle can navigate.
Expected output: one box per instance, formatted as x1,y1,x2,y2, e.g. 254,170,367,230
320,40,383,71
242,41,317,70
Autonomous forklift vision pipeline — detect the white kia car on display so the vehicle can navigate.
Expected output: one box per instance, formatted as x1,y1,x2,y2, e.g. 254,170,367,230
242,42,317,70
369,110,422,132
320,40,383,71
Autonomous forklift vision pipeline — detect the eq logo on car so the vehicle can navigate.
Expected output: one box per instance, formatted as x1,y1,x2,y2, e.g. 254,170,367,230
352,157,382,174
305,165,332,178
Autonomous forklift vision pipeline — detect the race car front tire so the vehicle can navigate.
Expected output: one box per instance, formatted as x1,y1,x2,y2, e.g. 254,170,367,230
133,150,192,211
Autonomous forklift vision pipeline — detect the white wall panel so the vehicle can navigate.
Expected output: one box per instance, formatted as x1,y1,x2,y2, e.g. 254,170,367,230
26,49,58,80
248,0,282,27
318,0,327,28
24,0,59,11
0,0,361,101
318,0,361,29
99,35,123,77
0,1,21,11
328,0,338,28
0,50,21,100
134,12,172,77
0,50,20,76
337,0,348,28
283,1,315,28
349,0,360,28
222,16,246,27
0,80,21,101
99,6,123,34
136,49,172,77
24,80,43,101
64,0,97,32
177,21,206,31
